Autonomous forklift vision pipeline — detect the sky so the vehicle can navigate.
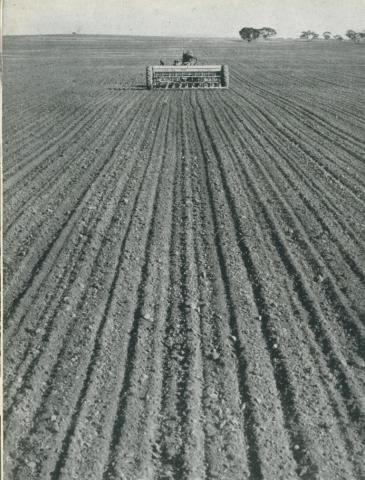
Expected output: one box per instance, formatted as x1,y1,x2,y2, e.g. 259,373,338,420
3,0,365,38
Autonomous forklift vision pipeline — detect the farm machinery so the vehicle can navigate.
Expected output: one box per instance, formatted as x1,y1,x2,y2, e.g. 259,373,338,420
146,50,229,90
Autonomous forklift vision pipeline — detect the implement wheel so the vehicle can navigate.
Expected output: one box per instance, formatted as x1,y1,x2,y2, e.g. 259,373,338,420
146,66,153,90
221,65,229,88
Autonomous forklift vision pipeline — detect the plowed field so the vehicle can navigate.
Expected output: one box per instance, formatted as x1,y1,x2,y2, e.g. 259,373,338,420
4,36,365,480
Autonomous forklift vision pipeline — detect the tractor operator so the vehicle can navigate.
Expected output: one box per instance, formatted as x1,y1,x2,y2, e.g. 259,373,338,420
181,50,197,65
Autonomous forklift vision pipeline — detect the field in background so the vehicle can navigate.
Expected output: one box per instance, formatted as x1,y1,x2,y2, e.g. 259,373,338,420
4,36,365,480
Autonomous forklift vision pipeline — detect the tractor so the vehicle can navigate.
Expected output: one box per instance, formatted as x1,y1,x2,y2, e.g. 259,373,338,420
146,50,229,90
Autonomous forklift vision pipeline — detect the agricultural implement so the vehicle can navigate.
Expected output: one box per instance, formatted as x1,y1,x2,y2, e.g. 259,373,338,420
146,64,229,90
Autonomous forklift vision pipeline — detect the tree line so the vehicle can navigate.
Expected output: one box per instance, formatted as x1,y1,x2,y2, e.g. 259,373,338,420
239,27,365,43
300,30,365,41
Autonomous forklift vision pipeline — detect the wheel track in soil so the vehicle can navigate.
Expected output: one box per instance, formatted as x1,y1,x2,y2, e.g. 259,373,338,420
5,38,365,480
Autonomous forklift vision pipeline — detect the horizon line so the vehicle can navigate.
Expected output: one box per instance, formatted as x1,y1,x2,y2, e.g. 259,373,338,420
2,33,334,39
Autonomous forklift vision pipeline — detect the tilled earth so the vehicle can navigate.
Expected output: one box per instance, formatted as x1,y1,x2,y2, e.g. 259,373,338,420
4,36,365,480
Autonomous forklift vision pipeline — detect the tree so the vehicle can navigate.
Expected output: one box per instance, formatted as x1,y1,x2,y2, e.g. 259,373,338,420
354,32,365,43
346,30,365,43
322,31,331,40
259,27,277,40
334,34,343,41
239,27,277,42
346,29,357,41
300,30,319,40
239,27,261,42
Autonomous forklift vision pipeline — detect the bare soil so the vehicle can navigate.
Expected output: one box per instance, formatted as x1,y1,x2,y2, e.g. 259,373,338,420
3,36,365,480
